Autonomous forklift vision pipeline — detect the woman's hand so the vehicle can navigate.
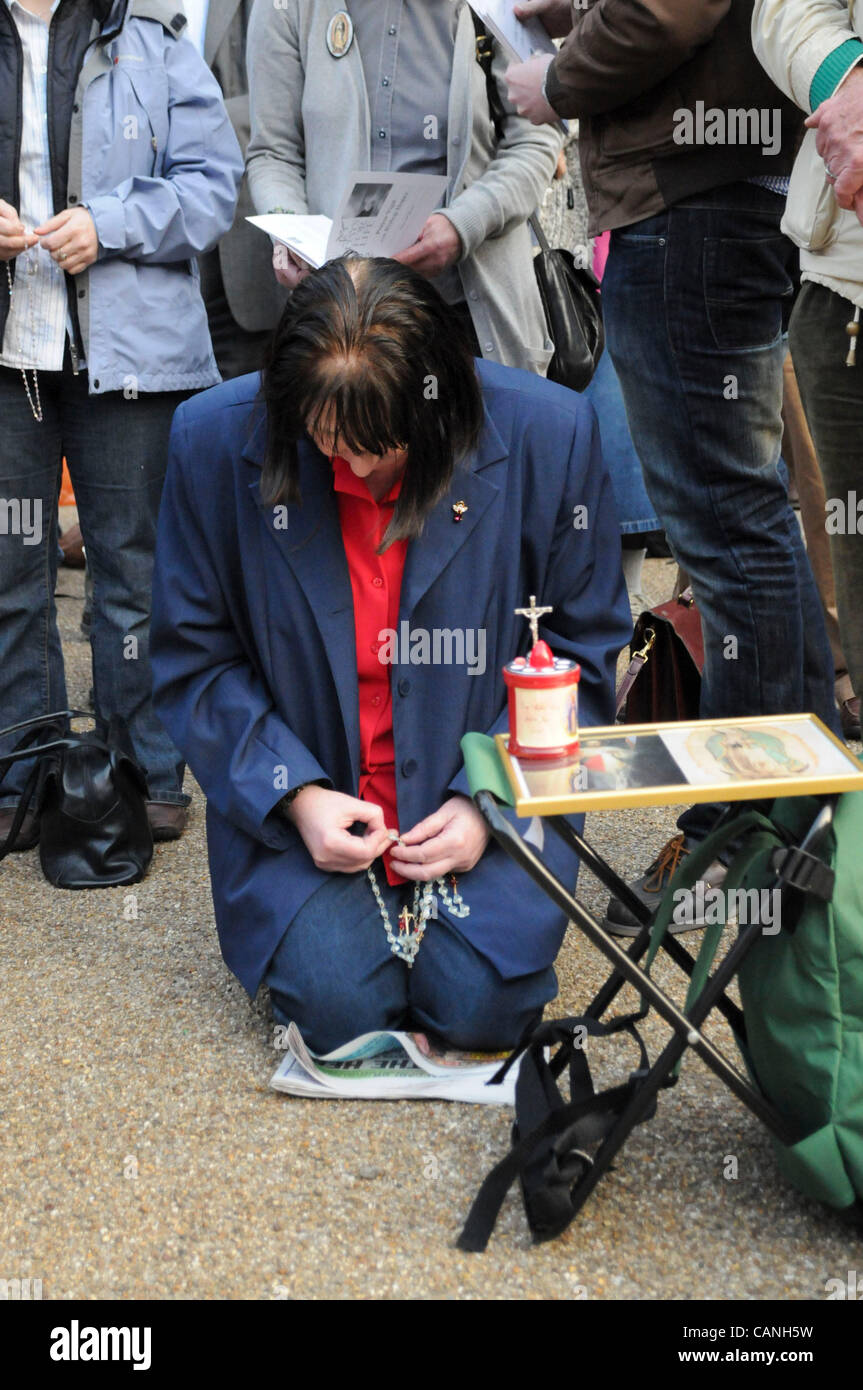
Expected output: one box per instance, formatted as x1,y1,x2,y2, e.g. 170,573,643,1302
0,200,38,262
389,795,490,882
285,785,394,873
34,207,99,275
273,243,311,289
392,213,462,278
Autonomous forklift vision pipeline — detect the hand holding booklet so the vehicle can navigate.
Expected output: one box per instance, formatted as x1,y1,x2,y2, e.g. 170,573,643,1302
472,0,558,64
247,171,449,270
270,1021,520,1104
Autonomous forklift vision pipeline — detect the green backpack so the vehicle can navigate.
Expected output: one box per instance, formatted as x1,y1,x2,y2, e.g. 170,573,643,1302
649,790,863,1211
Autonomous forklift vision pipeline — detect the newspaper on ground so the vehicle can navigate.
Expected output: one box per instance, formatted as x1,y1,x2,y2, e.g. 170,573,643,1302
270,1021,518,1104
471,0,557,65
247,172,449,270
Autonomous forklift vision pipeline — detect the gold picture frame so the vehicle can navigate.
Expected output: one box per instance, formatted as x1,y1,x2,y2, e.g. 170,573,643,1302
496,713,863,816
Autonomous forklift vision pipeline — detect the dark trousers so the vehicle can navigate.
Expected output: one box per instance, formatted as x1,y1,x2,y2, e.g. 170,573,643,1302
602,183,840,842
0,353,190,802
790,280,863,701
198,248,273,382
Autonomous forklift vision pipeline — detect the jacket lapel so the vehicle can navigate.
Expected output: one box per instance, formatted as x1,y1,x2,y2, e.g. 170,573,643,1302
244,426,360,788
399,411,508,622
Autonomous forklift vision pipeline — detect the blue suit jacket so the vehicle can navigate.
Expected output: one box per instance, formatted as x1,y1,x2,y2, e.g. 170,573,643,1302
150,360,631,996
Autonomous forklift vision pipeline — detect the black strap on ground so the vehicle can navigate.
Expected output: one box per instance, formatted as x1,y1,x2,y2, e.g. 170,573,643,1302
459,1014,655,1252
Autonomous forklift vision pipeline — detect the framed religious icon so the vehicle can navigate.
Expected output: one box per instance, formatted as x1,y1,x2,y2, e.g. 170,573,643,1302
495,713,863,816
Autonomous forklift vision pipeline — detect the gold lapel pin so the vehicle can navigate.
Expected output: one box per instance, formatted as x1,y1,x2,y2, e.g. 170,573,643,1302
452,501,468,523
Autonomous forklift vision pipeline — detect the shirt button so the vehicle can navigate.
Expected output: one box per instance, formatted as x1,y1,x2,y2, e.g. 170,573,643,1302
68,194,78,204
371,694,382,708
398,678,411,697
371,576,383,588
452,135,460,145
388,24,396,34
484,342,494,353
382,77,390,87
378,129,387,139
401,759,418,778
469,291,478,301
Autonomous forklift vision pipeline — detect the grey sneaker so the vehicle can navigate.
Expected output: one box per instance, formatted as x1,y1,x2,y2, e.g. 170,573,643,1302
603,832,727,936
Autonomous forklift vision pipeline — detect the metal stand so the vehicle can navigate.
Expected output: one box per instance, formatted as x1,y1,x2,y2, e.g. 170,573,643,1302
474,790,811,1221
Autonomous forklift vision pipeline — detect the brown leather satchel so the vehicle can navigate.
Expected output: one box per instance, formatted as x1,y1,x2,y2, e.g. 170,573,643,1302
616,588,704,724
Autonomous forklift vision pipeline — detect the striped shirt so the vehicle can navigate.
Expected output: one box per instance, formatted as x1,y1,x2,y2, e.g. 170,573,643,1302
0,0,75,372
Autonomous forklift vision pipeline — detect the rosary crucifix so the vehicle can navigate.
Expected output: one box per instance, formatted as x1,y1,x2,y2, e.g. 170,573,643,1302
514,594,553,646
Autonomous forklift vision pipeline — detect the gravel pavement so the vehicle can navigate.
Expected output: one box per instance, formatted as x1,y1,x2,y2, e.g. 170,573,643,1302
1,550,857,1301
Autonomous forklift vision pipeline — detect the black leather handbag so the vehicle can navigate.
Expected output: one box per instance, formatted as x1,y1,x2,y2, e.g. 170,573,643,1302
470,8,605,392
529,213,605,392
0,710,153,888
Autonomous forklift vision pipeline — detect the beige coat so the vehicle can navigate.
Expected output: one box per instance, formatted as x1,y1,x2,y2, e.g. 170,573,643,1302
753,0,863,310
245,0,562,374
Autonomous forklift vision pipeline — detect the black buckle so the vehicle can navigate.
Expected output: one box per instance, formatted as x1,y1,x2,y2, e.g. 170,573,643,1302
770,846,835,903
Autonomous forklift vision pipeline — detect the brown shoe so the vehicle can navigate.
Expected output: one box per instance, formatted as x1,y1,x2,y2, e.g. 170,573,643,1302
0,807,40,852
146,802,187,842
840,697,861,743
58,523,86,568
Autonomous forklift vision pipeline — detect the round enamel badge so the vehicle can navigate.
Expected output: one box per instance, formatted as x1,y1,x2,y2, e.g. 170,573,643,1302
326,11,353,58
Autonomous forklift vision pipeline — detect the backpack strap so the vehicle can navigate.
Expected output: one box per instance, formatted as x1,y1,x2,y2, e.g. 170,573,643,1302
458,1012,652,1252
469,8,508,144
643,808,778,979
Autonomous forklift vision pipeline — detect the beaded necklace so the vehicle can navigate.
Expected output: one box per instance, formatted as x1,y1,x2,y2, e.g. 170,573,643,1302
6,259,43,422
366,864,469,968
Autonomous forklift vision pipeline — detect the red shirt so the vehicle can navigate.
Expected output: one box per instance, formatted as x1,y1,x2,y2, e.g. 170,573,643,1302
332,456,408,885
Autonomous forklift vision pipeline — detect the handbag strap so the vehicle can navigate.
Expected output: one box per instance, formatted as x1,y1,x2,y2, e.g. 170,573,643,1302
615,626,656,719
528,211,551,254
469,8,508,145
0,710,116,793
0,708,101,742
0,757,44,863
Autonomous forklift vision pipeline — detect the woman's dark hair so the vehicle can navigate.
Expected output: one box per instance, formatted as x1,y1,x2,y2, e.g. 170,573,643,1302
259,256,484,548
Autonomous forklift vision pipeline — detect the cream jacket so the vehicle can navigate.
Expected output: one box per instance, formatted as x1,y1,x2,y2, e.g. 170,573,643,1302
753,0,863,309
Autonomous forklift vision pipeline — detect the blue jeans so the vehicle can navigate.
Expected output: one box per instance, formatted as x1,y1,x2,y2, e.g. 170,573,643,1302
602,185,837,731
582,347,660,535
0,355,190,805
265,865,558,1055
602,186,840,838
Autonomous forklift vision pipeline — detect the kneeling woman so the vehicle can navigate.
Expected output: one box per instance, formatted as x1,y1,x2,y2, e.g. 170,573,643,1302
151,258,630,1054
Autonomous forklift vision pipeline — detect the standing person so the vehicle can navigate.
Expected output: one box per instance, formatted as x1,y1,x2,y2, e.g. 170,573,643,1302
183,0,287,379
753,0,863,725
149,256,631,1051
0,0,242,848
781,352,860,741
245,0,562,375
505,0,842,930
